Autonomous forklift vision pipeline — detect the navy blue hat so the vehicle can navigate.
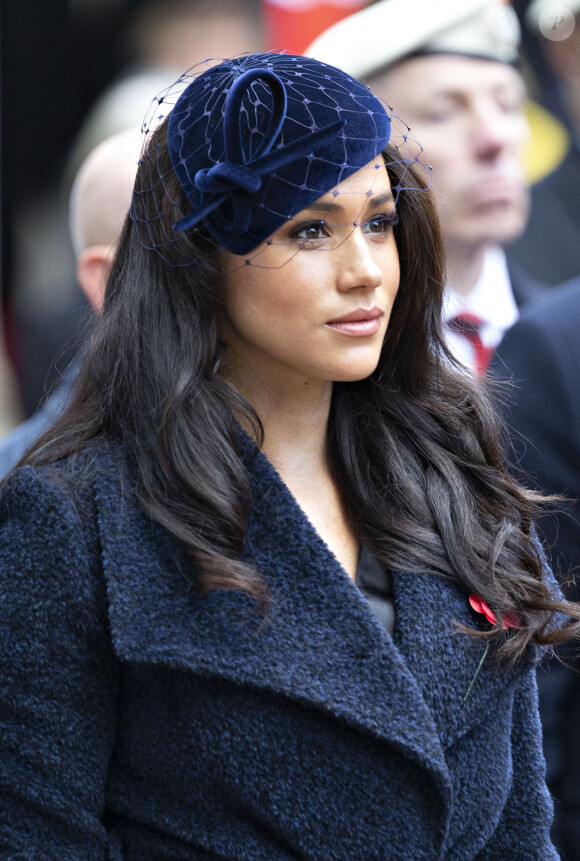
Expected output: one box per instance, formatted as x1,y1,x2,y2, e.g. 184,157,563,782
165,53,392,255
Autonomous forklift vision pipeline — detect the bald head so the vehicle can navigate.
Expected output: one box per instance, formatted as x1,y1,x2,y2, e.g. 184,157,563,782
69,127,142,259
69,128,142,312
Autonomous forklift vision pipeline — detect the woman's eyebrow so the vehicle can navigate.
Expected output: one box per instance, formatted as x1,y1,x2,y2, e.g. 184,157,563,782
368,192,395,209
301,192,395,215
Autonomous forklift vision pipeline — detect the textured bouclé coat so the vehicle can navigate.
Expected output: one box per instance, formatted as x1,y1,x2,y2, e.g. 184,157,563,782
0,437,558,860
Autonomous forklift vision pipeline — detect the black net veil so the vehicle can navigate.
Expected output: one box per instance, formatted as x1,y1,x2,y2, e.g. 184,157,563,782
131,52,432,273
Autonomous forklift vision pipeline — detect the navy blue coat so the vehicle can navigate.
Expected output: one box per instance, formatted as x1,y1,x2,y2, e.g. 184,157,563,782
0,436,558,860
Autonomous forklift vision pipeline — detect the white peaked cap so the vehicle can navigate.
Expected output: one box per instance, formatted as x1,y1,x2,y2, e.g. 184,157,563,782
305,0,521,80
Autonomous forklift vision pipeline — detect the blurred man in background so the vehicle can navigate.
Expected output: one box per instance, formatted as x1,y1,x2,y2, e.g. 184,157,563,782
308,0,543,375
0,128,141,478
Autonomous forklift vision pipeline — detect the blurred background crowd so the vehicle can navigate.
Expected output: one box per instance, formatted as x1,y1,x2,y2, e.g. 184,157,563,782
1,0,580,856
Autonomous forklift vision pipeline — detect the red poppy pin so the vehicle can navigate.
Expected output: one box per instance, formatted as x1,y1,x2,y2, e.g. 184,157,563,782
463,593,520,703
468,593,520,630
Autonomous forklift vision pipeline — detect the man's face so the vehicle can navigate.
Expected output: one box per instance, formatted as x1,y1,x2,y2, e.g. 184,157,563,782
370,55,530,255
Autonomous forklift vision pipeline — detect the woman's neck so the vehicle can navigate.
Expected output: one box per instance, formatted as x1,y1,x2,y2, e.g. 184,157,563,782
224,367,359,579
222,359,332,468
244,382,332,474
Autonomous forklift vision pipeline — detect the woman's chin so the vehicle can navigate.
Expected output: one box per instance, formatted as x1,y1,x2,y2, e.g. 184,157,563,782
332,361,381,383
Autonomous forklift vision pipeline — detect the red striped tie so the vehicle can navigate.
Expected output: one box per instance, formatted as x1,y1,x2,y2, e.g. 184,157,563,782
447,313,494,376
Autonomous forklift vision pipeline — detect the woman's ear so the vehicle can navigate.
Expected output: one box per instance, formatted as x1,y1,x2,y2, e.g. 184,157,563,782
76,244,115,314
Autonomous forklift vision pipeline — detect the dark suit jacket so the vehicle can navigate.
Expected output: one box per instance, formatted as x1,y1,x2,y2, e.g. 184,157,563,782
492,279,580,582
508,144,580,285
491,279,580,859
0,438,558,860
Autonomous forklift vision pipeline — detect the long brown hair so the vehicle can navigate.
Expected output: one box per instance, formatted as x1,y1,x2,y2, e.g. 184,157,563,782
18,122,580,661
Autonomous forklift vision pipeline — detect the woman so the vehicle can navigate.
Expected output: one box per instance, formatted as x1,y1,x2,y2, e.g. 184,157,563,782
0,53,576,860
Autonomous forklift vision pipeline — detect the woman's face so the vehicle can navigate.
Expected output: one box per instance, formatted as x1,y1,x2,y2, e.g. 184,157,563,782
219,159,400,394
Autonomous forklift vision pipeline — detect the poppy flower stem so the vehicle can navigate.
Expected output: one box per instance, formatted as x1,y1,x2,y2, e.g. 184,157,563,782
463,641,490,703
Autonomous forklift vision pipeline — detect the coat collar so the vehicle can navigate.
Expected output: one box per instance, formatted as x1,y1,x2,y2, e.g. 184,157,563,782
92,437,527,832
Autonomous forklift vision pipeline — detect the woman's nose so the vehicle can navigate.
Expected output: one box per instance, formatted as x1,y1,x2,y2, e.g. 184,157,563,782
335,227,384,292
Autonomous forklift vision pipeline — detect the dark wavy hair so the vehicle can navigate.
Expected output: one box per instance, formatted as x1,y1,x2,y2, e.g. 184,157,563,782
20,119,580,661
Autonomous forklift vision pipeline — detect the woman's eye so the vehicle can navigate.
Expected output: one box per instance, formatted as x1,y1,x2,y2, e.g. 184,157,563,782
363,213,399,235
290,221,327,242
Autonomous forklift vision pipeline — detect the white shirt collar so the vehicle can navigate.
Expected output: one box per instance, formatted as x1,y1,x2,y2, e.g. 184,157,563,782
442,247,519,371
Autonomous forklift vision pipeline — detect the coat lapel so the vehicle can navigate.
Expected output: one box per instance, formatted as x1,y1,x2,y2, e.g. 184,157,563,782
91,438,526,828
392,569,525,748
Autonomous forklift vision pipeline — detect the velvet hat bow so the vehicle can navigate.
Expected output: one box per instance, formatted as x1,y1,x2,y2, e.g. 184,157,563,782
173,67,345,241
166,53,392,254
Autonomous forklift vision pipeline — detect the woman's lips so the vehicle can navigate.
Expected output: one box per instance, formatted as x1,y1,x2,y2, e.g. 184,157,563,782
326,307,384,336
